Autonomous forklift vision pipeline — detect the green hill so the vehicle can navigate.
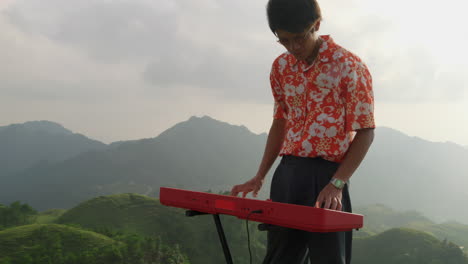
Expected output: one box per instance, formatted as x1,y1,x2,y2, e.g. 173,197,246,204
57,193,166,234
57,193,266,264
0,224,120,263
4,195,468,264
406,221,468,255
355,204,468,254
353,228,468,264
354,204,433,235
35,209,67,224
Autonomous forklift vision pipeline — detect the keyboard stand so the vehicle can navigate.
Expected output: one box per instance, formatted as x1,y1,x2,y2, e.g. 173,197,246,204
186,210,234,264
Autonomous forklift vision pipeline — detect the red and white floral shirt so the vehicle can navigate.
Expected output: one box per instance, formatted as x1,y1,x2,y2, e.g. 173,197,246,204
271,35,375,163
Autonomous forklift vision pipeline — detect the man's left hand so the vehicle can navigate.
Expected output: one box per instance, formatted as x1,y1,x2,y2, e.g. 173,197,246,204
315,183,343,211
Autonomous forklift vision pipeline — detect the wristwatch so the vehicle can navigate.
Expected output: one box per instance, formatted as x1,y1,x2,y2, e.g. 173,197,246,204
330,178,346,189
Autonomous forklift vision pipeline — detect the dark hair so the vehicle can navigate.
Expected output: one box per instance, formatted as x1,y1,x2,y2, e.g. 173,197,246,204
266,0,322,34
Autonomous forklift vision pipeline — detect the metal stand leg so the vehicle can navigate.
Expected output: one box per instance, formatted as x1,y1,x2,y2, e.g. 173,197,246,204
213,214,233,264
186,210,233,264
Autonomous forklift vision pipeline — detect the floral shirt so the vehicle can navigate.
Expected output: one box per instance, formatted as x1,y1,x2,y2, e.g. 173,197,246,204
271,35,375,163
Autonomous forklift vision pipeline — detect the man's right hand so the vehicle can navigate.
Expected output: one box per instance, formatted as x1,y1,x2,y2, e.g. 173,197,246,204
230,176,264,198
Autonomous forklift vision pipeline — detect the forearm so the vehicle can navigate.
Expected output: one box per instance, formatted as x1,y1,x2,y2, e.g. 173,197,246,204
255,118,287,180
333,128,375,182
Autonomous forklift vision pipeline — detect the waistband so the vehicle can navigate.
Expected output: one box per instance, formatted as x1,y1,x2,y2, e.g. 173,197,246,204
281,155,339,166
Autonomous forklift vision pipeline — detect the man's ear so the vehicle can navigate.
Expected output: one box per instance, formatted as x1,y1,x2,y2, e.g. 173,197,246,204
315,20,321,31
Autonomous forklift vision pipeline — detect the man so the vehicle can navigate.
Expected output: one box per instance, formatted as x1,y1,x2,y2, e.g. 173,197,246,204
230,0,375,263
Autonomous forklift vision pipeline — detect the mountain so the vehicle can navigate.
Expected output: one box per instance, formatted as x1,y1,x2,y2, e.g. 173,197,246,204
0,120,107,177
354,204,433,235
1,116,468,225
350,127,468,223
355,204,468,254
0,116,270,210
353,228,468,264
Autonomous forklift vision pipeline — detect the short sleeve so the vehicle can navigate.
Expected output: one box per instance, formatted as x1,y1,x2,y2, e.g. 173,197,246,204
270,60,288,119
343,60,376,132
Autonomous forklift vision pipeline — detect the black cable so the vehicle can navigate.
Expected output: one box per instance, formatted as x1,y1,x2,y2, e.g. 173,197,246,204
246,210,263,264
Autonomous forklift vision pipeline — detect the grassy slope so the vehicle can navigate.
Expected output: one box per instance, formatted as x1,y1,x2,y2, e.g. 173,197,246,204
407,221,468,254
354,228,468,264
55,195,468,263
35,209,66,224
3,194,467,264
57,193,166,235
355,204,468,253
0,224,119,261
56,193,266,264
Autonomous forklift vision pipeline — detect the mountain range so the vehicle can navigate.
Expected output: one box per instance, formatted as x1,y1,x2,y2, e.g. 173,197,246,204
0,116,467,225
0,120,106,177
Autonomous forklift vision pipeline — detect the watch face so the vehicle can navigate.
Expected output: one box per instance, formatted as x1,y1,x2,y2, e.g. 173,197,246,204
337,180,344,188
332,179,344,189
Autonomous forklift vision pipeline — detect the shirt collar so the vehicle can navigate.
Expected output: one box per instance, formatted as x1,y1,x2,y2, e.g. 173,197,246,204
291,35,333,69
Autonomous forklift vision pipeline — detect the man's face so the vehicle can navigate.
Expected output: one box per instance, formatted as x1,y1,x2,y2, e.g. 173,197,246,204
275,22,320,61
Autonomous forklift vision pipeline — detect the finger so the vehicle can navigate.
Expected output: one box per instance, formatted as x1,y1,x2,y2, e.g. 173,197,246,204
330,197,339,210
253,185,261,197
337,199,343,211
230,186,239,196
315,193,323,208
242,191,249,198
324,197,332,209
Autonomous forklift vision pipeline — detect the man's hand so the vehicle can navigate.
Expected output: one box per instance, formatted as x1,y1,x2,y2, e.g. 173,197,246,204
230,176,264,198
315,184,343,211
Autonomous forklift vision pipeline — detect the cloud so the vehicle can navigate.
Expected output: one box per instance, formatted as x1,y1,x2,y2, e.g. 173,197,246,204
0,14,148,103
319,0,468,102
1,0,467,106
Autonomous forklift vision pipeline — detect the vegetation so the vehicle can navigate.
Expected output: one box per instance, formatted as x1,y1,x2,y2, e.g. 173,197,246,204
34,209,66,224
0,224,188,264
57,193,266,264
1,196,467,263
0,202,37,230
355,204,468,254
354,228,468,264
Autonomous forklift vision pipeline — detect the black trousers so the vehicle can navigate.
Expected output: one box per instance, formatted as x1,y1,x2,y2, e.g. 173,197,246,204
262,155,352,264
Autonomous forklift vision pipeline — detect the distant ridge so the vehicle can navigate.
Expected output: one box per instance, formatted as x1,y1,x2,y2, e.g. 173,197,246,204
353,228,468,264
1,116,468,225
0,116,269,210
14,120,72,134
0,120,107,179
157,115,262,139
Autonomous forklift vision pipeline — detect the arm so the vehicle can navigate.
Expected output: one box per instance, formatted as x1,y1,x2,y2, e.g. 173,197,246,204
331,128,374,183
255,118,287,181
315,128,375,210
230,118,287,197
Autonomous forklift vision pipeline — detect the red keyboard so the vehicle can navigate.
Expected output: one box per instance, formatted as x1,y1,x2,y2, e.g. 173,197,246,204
160,187,363,232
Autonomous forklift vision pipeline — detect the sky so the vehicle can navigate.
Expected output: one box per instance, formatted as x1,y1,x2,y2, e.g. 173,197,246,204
1,0,467,146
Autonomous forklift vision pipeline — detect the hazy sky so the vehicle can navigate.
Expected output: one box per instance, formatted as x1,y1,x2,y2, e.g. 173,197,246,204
1,0,467,146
